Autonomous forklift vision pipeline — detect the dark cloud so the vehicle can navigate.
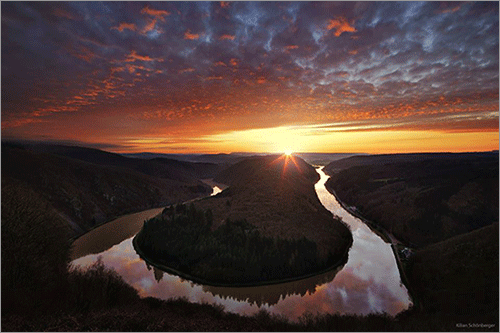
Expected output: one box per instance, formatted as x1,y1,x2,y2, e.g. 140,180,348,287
2,1,498,151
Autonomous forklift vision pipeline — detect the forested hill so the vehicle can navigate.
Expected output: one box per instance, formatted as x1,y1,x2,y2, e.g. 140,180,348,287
2,142,214,238
135,154,353,284
214,154,320,188
15,142,223,181
323,151,499,247
196,154,352,260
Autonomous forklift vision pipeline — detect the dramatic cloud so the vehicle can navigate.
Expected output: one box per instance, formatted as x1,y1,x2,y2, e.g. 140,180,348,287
140,5,171,21
111,22,137,32
327,17,357,37
1,1,498,153
184,30,200,40
219,34,236,40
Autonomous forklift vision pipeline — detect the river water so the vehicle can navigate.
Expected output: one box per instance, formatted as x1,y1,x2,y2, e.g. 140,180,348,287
71,168,411,321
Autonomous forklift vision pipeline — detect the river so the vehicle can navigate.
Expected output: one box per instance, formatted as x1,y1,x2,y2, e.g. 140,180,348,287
71,168,411,322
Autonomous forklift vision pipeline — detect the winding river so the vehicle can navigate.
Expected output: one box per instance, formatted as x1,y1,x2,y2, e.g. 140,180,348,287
71,168,412,322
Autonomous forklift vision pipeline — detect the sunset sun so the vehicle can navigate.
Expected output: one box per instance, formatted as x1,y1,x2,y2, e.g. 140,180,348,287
284,149,293,156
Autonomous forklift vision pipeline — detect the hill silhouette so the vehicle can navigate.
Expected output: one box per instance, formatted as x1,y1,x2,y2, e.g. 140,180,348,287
18,142,223,181
205,154,352,259
2,142,215,237
324,152,499,247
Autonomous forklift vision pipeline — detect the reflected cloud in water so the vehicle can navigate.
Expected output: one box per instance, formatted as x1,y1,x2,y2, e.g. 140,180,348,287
71,168,411,322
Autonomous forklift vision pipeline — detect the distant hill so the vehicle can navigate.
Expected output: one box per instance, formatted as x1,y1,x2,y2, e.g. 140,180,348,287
295,153,365,166
324,152,499,247
124,152,364,167
17,142,223,181
122,152,256,165
2,143,214,238
324,151,498,173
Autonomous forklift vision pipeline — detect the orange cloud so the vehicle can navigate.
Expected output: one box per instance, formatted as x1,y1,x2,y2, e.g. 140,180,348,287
2,117,44,129
184,30,200,40
141,18,158,34
213,61,227,67
219,34,236,40
179,68,195,74
327,17,357,37
348,50,358,55
111,22,137,32
141,5,170,21
285,45,299,50
126,64,153,74
110,66,126,74
230,58,239,66
124,50,162,62
220,1,230,8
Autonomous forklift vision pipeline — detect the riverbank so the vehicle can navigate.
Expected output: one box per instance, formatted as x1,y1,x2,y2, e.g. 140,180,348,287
71,181,227,259
70,207,164,260
323,183,421,311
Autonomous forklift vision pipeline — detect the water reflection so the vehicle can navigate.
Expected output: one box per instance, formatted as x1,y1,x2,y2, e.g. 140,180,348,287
71,167,411,322
202,258,347,307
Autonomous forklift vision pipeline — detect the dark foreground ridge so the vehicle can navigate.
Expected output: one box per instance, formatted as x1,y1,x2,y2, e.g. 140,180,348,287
134,154,353,285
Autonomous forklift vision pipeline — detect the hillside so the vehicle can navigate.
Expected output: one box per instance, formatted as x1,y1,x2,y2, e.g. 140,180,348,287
406,222,499,325
135,154,353,285
19,142,223,181
123,152,254,165
2,143,213,238
323,152,499,247
207,154,351,258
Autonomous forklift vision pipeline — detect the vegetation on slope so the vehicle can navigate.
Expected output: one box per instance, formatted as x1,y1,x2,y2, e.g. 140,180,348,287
324,152,498,247
406,223,499,325
135,203,346,285
134,155,352,284
21,142,224,181
2,143,212,237
196,155,353,260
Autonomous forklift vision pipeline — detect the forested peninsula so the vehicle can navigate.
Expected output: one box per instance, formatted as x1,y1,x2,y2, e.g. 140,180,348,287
134,155,353,285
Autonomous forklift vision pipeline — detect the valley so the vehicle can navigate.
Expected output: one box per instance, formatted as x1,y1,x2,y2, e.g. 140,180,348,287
1,144,498,331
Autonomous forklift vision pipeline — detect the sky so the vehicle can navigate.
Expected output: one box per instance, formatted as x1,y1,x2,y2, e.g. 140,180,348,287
2,1,499,154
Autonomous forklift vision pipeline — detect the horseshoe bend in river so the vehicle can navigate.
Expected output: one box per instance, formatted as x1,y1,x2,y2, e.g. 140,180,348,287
71,167,412,322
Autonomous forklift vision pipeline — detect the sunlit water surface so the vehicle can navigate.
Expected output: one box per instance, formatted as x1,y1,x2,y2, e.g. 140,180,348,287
71,168,411,321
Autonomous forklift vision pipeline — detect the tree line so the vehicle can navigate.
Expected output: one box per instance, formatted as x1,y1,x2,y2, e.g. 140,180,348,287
135,203,342,284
